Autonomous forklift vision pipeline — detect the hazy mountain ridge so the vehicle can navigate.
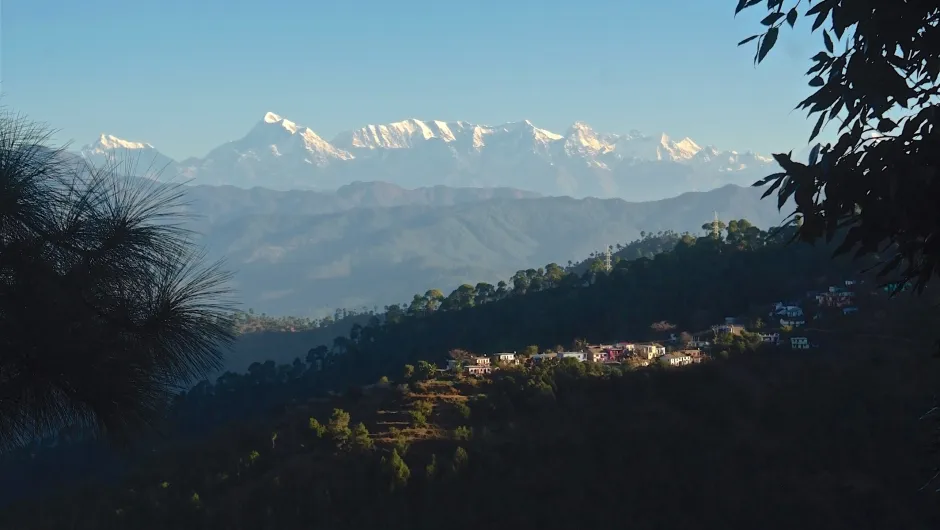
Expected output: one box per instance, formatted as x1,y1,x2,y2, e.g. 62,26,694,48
79,113,777,200
185,183,787,318
178,180,541,229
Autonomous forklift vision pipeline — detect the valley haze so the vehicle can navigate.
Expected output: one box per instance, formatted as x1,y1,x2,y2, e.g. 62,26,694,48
179,182,785,318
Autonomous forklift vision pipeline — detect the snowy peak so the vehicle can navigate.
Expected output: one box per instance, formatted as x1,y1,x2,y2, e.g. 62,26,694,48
80,133,161,162
660,133,702,160
688,144,775,172
332,118,470,150
89,134,154,152
257,111,301,135
74,112,776,199
693,145,722,160
675,137,702,156
263,111,283,124
248,111,353,163
498,119,563,144
333,118,569,153
327,116,765,171
78,134,175,180
564,121,617,157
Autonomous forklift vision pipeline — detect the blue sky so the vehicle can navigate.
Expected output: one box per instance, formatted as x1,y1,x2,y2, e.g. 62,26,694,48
2,0,826,160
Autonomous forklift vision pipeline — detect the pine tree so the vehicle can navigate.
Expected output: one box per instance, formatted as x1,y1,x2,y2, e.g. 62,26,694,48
327,408,351,448
384,449,411,491
351,422,374,451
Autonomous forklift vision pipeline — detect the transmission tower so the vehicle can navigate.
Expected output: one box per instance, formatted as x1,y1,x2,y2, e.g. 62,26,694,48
711,211,722,239
604,245,612,273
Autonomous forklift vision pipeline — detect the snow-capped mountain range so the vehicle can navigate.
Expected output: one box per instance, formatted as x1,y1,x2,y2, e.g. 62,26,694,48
78,112,776,201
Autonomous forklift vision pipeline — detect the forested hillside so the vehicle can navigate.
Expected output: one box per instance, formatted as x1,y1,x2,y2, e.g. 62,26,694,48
0,217,888,511
4,289,939,529
222,218,762,374
222,310,374,380
295,218,860,392
566,229,683,275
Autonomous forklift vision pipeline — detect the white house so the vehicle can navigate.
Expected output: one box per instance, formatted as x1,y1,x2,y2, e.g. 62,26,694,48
660,353,694,367
790,337,810,349
530,353,556,362
713,324,745,335
465,364,492,376
635,343,666,360
495,352,518,364
780,318,806,328
448,357,491,371
558,352,587,362
817,290,854,307
759,333,780,345
586,350,609,363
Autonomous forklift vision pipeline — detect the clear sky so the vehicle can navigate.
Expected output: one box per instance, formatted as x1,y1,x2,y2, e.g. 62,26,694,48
2,0,826,161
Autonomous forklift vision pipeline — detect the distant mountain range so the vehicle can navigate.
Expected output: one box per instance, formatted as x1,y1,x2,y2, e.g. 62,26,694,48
78,112,777,200
173,181,787,317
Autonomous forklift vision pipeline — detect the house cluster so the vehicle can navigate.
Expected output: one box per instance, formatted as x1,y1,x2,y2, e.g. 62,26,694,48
755,331,811,349
765,278,866,348
764,302,815,348
770,302,806,327
711,315,814,351
447,355,497,376
446,341,709,377
443,278,876,378
815,282,858,311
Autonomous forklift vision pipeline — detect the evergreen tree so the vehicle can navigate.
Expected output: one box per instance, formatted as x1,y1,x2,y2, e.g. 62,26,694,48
0,111,235,452
384,449,411,491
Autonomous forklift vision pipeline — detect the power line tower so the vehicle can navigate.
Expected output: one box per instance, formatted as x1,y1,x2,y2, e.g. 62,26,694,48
711,211,722,239
604,245,613,272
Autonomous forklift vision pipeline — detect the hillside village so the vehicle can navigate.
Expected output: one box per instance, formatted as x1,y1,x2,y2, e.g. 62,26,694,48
441,277,908,377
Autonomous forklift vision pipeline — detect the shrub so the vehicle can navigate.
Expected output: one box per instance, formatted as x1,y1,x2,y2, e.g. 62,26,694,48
409,410,428,428
453,426,472,441
308,417,326,438
452,446,469,473
412,400,434,417
391,430,410,456
425,454,438,480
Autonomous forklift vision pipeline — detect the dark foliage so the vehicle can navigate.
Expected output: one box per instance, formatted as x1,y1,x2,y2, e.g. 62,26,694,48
738,0,940,294
4,300,939,529
0,111,236,452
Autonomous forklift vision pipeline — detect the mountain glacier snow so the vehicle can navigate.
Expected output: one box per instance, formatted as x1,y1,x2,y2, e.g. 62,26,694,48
78,112,776,200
